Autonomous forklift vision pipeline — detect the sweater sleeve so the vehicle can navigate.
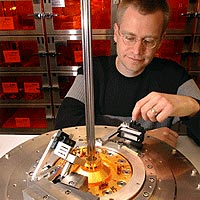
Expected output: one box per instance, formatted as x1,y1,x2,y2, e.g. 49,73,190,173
55,74,86,129
55,97,86,129
181,99,200,146
177,79,200,146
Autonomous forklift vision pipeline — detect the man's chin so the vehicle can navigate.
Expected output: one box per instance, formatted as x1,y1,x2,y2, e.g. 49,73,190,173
128,65,145,76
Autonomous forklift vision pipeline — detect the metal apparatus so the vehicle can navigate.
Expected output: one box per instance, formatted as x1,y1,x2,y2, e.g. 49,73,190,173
25,121,146,199
0,125,200,200
0,0,200,199
81,0,96,160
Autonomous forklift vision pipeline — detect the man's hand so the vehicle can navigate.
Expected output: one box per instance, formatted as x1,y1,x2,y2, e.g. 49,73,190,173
146,127,179,147
132,92,200,123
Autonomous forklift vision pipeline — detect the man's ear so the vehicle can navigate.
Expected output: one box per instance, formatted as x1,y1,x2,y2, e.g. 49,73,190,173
157,32,166,49
113,23,119,43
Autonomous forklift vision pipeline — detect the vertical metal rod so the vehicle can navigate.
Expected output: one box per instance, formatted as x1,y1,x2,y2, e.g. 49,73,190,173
80,0,96,159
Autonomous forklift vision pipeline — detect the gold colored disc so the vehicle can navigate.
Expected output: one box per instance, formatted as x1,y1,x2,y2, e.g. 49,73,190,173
54,146,133,197
70,147,133,197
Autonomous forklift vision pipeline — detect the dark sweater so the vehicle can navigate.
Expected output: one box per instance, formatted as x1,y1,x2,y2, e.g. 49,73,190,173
55,55,200,145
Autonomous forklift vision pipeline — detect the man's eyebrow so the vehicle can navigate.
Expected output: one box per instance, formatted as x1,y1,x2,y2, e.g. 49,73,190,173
121,31,136,36
122,32,158,39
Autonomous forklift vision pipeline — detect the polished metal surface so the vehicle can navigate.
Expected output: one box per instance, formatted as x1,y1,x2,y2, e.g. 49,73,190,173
0,126,200,200
81,0,96,159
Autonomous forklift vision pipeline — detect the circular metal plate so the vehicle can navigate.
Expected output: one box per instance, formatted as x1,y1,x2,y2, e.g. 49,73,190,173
0,126,200,200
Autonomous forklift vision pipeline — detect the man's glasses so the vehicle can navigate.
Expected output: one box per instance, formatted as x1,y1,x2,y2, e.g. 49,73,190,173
118,28,158,49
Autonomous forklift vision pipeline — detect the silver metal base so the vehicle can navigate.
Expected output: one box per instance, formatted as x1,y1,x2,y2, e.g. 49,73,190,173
0,126,200,200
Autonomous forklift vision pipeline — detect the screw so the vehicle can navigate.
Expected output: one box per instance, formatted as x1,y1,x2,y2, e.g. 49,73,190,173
143,191,149,197
65,189,71,195
5,154,10,159
68,181,75,185
43,195,49,199
191,169,197,176
172,149,176,155
147,164,153,169
149,177,155,183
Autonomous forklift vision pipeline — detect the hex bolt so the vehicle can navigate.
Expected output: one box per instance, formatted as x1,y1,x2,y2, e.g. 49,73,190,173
5,154,10,159
172,149,177,155
149,177,155,183
69,181,75,185
143,191,149,197
147,164,153,169
65,189,71,195
191,169,198,176
138,153,144,158
29,171,34,176
43,195,49,199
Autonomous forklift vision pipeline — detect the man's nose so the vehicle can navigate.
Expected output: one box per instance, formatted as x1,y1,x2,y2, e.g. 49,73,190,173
130,40,145,54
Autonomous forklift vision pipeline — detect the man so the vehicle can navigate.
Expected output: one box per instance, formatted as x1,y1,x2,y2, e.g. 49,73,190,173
55,0,200,147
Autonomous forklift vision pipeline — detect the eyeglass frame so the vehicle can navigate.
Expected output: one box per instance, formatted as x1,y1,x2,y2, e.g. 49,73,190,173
117,25,160,49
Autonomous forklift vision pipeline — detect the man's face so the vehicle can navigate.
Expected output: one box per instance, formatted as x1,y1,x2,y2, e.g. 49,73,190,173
114,6,164,77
